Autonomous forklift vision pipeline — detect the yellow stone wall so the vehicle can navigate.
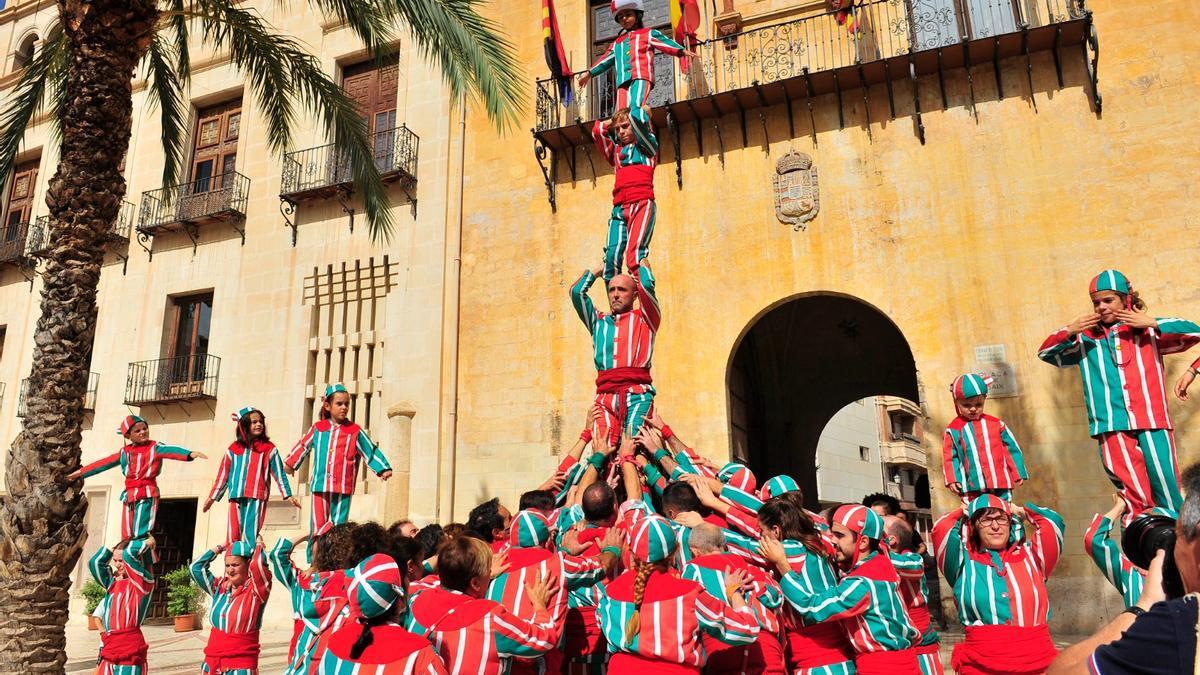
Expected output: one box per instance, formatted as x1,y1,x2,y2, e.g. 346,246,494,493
451,0,1200,631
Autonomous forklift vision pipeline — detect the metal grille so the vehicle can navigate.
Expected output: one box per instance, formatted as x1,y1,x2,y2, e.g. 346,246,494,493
16,372,99,417
124,354,220,405
280,125,419,199
138,172,249,233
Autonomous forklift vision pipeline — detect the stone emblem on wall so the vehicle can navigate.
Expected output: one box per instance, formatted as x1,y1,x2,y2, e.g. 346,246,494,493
773,149,819,230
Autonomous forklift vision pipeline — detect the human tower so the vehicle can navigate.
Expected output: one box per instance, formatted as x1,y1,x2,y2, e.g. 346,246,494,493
69,1,1200,673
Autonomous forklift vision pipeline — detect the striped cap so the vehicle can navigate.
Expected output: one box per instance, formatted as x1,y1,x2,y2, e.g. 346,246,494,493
966,493,1011,519
950,373,992,400
718,463,757,493
1089,269,1131,296
611,0,643,17
630,515,677,563
324,383,348,400
230,406,259,423
760,475,800,500
509,510,553,548
117,415,146,436
347,554,403,620
832,504,884,540
228,541,255,558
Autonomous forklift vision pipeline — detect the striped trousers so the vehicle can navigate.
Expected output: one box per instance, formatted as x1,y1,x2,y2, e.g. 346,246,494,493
285,624,320,675
1098,429,1181,524
593,385,655,450
616,78,651,120
97,664,144,675
121,498,157,542
918,651,945,675
603,200,656,281
307,491,353,560
227,498,267,549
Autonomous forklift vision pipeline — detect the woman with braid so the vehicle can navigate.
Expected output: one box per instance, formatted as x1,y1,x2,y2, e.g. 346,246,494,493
596,514,759,673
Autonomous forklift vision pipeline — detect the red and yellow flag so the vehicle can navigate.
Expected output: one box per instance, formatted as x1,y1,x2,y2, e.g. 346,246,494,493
670,0,701,71
542,0,573,103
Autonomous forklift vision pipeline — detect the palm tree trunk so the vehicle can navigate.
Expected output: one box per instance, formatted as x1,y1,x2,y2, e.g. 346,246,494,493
0,0,157,671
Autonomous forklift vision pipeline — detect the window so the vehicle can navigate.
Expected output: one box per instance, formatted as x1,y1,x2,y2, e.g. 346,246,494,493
588,0,676,119
165,293,213,387
343,56,399,171
2,158,38,255
190,101,240,192
890,411,917,440
859,446,870,462
13,33,37,71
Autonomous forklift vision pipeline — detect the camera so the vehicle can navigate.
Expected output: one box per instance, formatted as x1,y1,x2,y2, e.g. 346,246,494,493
1122,512,1185,599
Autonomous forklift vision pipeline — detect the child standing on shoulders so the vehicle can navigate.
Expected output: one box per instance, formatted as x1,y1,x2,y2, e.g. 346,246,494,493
204,406,300,550
1039,269,1200,522
593,107,658,281
285,384,392,549
68,415,205,545
942,373,1028,503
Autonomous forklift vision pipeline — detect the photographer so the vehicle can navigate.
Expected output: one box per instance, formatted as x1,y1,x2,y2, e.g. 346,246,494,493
1048,467,1200,674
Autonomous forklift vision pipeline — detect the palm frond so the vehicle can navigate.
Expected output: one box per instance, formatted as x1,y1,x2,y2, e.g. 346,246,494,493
386,0,524,132
166,0,192,82
0,26,67,180
305,0,393,56
142,34,188,186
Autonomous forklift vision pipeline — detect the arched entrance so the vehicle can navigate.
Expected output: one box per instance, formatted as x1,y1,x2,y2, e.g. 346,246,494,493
727,293,920,508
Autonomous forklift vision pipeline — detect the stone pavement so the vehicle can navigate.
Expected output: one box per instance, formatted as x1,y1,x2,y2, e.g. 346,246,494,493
65,622,1086,673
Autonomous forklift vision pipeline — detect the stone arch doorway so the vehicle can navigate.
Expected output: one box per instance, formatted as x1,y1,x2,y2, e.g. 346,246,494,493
727,293,920,509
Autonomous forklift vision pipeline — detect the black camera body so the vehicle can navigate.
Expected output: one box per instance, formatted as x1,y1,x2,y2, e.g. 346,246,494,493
1122,512,1185,599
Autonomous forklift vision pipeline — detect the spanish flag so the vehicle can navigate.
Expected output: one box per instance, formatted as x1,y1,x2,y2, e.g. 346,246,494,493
670,0,701,71
542,0,573,103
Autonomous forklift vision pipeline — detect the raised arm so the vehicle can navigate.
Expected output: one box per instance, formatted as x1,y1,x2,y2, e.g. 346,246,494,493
88,546,114,589
1037,328,1084,367
629,112,658,158
591,120,616,165
190,546,220,596
248,545,272,601
1021,502,1065,577
635,263,661,331
647,28,687,56
1153,316,1200,354
268,537,301,589
931,508,967,587
695,587,760,646
570,267,602,332
1084,512,1130,598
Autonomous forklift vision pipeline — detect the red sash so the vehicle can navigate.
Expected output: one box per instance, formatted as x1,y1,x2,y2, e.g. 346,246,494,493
704,631,786,674
907,603,932,636
595,367,653,393
99,628,148,666
952,624,1057,675
204,628,261,671
783,620,853,669
855,647,921,675
613,166,655,205
123,477,156,495
562,605,605,659
608,652,698,674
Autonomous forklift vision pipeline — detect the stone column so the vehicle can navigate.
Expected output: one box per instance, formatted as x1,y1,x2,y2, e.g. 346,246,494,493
384,402,417,523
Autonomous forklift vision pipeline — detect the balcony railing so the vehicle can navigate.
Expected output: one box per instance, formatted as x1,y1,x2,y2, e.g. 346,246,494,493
139,171,249,236
26,201,135,258
124,354,220,406
17,372,99,417
534,0,1091,146
0,219,31,264
280,125,419,201
880,438,928,467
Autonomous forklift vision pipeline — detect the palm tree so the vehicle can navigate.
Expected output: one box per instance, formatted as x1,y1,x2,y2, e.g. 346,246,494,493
0,0,521,670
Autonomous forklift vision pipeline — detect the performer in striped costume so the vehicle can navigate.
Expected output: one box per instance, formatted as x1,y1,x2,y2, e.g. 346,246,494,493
205,406,299,550
270,533,353,675
557,482,626,674
596,514,760,673
764,504,920,675
1039,269,1200,520
285,384,393,552
577,0,694,120
943,373,1028,502
1083,495,1152,609
570,262,661,450
191,541,273,675
69,415,204,545
593,108,658,281
932,494,1065,675
90,537,155,675
316,554,448,674
882,516,945,675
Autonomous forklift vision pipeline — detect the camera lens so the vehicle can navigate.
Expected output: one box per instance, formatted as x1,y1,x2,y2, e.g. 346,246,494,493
1122,513,1185,599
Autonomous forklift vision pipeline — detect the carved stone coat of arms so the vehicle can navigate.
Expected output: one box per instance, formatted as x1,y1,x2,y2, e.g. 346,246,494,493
773,150,819,230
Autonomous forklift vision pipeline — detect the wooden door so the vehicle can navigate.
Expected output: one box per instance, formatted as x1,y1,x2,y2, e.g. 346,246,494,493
191,101,241,192
343,56,400,172
1,160,37,258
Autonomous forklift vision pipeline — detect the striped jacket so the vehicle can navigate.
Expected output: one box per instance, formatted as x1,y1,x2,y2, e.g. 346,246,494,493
209,440,293,501
942,414,1028,491
191,545,272,634
317,624,448,674
414,588,558,674
593,117,658,169
888,550,938,647
719,484,833,551
486,546,605,636
597,568,760,666
80,441,193,502
571,265,661,373
932,503,1065,626
1084,513,1145,608
285,420,392,494
1038,318,1200,435
89,542,154,632
779,551,919,654
587,28,686,87
269,539,347,674
682,552,783,635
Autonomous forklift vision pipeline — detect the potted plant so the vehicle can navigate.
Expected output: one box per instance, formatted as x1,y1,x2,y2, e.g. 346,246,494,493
164,565,200,632
81,579,106,631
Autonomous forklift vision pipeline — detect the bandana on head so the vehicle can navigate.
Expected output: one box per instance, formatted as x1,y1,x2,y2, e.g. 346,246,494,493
611,0,643,19
760,475,800,501
509,510,553,548
347,554,404,620
230,406,259,423
117,415,146,437
1089,269,1132,296
950,373,992,400
833,504,885,540
718,463,757,493
966,493,1011,520
630,515,676,563
324,383,348,400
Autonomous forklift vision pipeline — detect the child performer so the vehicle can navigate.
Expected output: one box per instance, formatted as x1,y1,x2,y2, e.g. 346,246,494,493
68,415,205,545
285,384,392,548
190,541,272,675
1039,269,1200,520
577,0,695,122
593,108,658,281
204,406,300,550
89,537,155,675
942,373,1028,503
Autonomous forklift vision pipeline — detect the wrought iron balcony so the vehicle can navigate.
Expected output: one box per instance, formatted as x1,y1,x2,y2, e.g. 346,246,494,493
281,125,419,201
26,200,136,259
138,171,249,241
124,354,220,406
108,200,136,243
534,0,1095,151
0,219,31,264
16,372,99,417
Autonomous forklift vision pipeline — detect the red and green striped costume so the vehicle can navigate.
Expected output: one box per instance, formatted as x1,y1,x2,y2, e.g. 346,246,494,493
191,545,273,675
419,588,560,674
89,541,154,675
209,440,293,549
285,419,391,543
1083,512,1145,608
681,552,786,674
586,27,686,113
269,538,346,675
888,550,943,675
592,113,658,281
317,623,448,674
80,441,194,542
942,414,1027,496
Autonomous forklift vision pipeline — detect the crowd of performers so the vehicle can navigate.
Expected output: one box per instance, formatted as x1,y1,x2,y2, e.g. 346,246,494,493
68,1,1200,673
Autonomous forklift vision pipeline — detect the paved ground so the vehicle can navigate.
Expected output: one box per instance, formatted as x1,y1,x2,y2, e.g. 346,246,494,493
66,622,1087,673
